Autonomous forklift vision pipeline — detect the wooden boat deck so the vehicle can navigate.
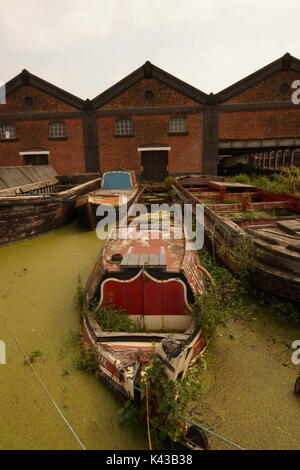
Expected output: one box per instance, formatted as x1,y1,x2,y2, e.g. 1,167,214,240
245,220,300,275
103,227,185,273
174,176,300,301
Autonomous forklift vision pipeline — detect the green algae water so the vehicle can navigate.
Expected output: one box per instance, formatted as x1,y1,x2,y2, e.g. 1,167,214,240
1,221,299,450
189,307,300,450
0,222,147,450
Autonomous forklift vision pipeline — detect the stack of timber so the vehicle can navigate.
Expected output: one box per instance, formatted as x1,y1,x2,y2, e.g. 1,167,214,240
0,165,100,246
175,176,300,302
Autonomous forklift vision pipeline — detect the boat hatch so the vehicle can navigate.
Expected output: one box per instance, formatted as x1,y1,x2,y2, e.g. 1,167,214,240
121,248,167,268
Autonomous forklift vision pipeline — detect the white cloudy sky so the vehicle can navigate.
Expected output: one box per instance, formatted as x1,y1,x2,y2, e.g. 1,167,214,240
1,0,300,99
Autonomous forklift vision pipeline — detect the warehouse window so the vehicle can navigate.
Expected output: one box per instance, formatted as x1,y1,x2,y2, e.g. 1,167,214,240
24,154,49,165
0,124,16,140
169,116,187,134
115,118,133,136
49,121,67,138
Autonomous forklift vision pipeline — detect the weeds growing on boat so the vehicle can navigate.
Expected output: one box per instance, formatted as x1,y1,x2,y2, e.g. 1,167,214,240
119,352,208,448
227,167,300,195
76,343,99,374
94,302,141,333
191,246,248,340
200,196,242,205
74,273,138,332
224,236,259,280
74,273,84,316
164,176,176,189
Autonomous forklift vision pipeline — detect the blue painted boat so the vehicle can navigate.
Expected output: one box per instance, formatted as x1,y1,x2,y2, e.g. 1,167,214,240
75,170,140,230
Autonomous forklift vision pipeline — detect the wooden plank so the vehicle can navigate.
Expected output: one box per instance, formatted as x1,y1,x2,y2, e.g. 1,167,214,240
138,254,150,265
159,247,166,266
150,254,159,265
120,254,129,266
277,220,300,235
127,254,140,266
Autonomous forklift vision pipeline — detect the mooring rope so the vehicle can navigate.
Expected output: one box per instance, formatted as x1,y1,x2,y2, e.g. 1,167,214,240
0,313,86,450
145,386,153,450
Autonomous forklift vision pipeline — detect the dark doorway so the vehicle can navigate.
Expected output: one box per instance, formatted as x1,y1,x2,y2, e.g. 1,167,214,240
24,154,49,165
141,150,168,181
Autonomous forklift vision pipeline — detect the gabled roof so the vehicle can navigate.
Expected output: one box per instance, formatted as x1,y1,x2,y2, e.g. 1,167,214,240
92,61,209,108
5,69,85,110
216,53,300,103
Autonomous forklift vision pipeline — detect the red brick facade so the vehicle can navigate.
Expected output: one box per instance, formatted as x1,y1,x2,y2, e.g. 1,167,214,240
0,76,86,174
219,69,300,141
1,54,300,177
97,78,203,175
219,108,300,140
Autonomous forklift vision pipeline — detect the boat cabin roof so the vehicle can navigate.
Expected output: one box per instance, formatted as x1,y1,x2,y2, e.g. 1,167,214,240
101,171,136,190
0,165,57,191
102,226,186,273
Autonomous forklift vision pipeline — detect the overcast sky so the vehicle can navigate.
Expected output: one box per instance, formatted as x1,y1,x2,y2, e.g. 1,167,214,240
1,0,300,99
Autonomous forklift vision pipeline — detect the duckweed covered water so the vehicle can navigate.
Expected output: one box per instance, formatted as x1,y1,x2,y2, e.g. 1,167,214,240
1,220,299,450
0,222,147,450
190,305,300,450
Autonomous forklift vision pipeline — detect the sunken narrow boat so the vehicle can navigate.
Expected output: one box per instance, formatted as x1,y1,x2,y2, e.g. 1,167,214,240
175,176,300,302
75,170,140,230
0,165,100,247
82,224,209,397
81,188,212,448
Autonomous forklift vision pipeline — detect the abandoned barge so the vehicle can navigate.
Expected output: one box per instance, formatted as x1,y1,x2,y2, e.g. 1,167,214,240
75,170,139,230
0,165,100,247
81,187,212,449
175,176,300,302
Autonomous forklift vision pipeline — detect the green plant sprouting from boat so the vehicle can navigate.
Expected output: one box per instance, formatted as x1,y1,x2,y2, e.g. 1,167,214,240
227,166,300,195
94,302,141,333
190,246,249,340
74,273,84,316
119,352,208,448
222,236,260,280
76,343,99,374
74,274,140,332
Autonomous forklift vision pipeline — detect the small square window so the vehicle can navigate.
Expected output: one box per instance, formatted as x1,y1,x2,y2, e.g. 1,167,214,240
115,118,133,136
0,124,16,140
49,121,66,138
169,116,187,134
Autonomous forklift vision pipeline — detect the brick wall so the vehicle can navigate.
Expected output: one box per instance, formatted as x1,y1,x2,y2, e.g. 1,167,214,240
0,84,86,174
219,70,300,140
98,113,203,174
219,108,300,140
98,77,203,175
101,78,198,109
0,85,77,114
224,70,300,104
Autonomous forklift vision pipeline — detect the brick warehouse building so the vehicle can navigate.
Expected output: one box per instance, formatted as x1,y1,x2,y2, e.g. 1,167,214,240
1,53,300,179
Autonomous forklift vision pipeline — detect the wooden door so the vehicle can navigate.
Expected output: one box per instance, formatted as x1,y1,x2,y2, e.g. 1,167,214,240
141,151,168,181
